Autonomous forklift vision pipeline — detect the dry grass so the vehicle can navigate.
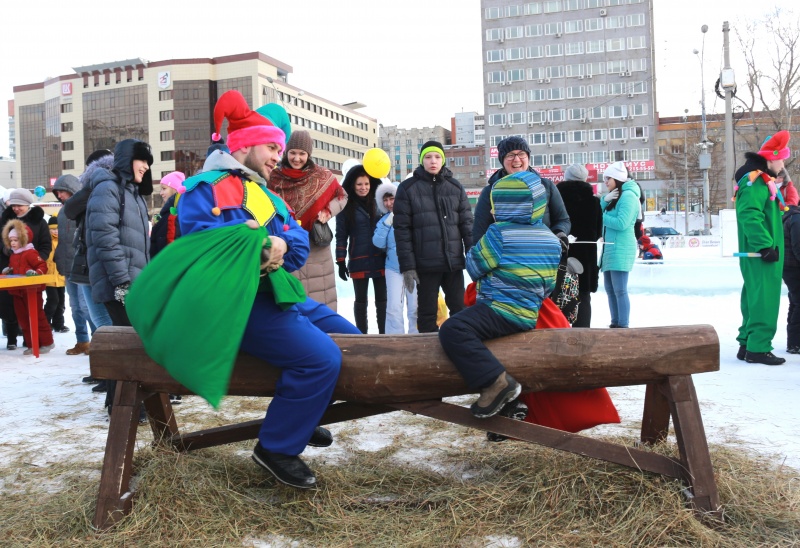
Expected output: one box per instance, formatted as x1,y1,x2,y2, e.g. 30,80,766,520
1,406,799,547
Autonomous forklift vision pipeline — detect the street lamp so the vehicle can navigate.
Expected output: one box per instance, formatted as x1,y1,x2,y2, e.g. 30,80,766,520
694,25,713,235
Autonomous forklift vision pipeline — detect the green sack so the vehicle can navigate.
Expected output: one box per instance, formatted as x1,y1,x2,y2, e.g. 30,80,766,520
127,223,304,407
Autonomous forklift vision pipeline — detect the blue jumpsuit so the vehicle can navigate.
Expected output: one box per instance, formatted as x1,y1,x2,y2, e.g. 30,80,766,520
179,175,360,456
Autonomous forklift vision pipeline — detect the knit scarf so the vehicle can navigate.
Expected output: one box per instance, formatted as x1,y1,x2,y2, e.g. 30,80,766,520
268,164,344,229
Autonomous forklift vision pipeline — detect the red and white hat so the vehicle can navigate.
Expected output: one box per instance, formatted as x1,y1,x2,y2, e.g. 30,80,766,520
757,130,791,161
212,90,285,153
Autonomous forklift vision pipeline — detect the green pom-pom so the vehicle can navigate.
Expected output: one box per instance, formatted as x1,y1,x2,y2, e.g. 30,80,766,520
170,207,177,215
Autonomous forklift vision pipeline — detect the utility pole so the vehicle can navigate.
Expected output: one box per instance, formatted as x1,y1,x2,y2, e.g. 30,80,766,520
721,22,736,205
695,25,712,235
684,110,690,235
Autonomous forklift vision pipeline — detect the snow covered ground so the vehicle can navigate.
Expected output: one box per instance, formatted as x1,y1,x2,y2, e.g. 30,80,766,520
1,236,799,485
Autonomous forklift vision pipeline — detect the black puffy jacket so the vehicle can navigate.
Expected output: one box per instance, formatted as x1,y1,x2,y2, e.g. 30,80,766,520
393,165,473,273
557,179,603,293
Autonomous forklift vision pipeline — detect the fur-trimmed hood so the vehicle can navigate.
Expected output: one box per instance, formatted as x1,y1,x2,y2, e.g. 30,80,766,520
375,181,398,215
79,153,115,188
2,219,32,248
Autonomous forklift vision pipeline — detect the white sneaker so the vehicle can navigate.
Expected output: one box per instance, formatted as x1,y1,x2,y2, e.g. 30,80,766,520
23,344,55,356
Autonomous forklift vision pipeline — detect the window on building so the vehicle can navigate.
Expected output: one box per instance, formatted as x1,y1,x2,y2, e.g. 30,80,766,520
159,90,173,101
606,16,625,29
608,60,626,74
543,1,562,14
507,47,525,60
631,103,648,116
588,84,606,97
531,154,548,166
564,0,582,10
524,2,542,15
588,106,605,119
488,71,505,84
630,58,647,72
526,46,544,59
564,19,583,33
631,126,648,138
489,114,506,126
507,90,525,103
486,28,503,41
567,86,585,99
546,65,565,78
61,122,73,132
452,157,465,166
609,105,628,118
586,40,604,53
160,130,174,141
606,38,626,52
61,141,74,151
528,89,547,102
570,152,589,164
161,151,174,161
60,103,72,113
506,4,522,16
528,110,546,123
589,129,608,141
550,153,568,166
487,50,504,63
506,26,524,39
549,109,566,122
609,127,628,140
485,7,502,19
470,156,480,165
544,22,562,35
62,160,74,170
611,149,628,162
159,110,173,121
546,44,563,57
569,130,588,142
628,36,647,49
627,13,645,26
566,41,584,55
525,24,543,37
566,64,584,77
507,69,525,82
631,81,648,94
608,82,626,95
549,131,567,144
568,108,586,120
589,150,608,163
585,17,603,31
508,112,526,125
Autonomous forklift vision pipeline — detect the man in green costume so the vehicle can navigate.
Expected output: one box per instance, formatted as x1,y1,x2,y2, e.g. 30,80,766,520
734,130,791,366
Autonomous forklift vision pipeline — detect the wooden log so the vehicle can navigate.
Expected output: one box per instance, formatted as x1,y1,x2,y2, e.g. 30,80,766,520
90,325,719,404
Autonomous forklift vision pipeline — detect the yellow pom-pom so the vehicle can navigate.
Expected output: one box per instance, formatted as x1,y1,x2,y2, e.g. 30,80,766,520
211,207,221,216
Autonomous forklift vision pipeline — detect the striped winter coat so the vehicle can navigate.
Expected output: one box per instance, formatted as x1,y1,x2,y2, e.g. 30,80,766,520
467,171,561,329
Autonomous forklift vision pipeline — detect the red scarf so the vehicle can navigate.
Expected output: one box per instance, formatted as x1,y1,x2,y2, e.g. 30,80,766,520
268,164,345,230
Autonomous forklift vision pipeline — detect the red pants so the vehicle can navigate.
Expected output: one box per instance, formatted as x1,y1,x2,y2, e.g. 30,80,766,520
12,291,54,348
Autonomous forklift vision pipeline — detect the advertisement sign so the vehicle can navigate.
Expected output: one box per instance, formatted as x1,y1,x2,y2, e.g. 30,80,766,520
157,72,171,89
61,83,72,96
489,146,498,159
587,160,655,173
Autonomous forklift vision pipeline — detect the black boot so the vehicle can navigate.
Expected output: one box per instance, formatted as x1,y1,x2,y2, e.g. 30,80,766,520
354,302,368,334
376,300,387,335
745,351,786,366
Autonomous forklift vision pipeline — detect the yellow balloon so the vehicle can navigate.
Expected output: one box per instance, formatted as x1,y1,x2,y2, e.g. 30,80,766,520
363,148,391,179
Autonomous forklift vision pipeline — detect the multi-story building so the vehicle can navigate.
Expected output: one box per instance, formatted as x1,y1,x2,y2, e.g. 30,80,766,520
0,157,16,189
379,125,451,182
480,0,656,183
7,100,16,160
12,52,377,194
446,145,488,193
452,111,485,147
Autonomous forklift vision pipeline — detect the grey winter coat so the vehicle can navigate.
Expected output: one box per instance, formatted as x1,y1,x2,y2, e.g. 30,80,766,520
51,174,82,277
393,165,473,273
85,141,151,303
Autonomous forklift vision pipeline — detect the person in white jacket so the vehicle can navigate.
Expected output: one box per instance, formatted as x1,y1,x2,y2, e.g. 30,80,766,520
373,181,418,334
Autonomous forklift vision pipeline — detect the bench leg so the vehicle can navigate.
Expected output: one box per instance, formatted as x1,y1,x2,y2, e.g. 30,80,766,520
665,375,722,520
143,392,179,446
92,380,144,530
641,381,671,444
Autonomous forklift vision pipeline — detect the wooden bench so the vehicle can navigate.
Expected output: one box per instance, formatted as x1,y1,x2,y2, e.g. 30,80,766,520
89,325,722,530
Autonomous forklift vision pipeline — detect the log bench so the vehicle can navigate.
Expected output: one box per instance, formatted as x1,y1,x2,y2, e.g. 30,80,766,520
89,325,722,530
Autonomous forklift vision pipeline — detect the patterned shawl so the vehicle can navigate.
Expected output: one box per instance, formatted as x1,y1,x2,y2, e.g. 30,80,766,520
268,164,345,229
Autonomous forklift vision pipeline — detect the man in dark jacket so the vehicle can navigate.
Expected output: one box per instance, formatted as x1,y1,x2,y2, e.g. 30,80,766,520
85,139,153,411
557,164,602,328
52,174,94,355
394,141,473,332
1,188,52,350
473,136,571,242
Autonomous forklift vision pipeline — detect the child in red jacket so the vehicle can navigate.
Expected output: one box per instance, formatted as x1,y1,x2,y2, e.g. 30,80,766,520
638,235,663,260
1,220,54,354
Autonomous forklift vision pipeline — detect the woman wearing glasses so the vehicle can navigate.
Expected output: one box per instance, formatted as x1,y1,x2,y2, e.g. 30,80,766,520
472,136,571,242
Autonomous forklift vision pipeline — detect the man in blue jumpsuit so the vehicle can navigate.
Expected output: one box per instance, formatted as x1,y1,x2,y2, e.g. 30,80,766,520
178,90,360,488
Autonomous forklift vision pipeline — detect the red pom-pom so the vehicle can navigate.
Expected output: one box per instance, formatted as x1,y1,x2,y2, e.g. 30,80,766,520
283,224,289,232
212,132,221,142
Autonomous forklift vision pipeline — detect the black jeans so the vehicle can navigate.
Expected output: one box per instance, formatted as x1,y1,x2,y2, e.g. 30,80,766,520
784,268,800,349
416,270,465,333
572,290,592,328
438,302,525,389
0,291,20,344
45,286,66,329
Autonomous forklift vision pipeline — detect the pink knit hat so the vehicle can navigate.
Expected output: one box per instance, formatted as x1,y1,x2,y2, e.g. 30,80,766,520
160,171,186,194
212,90,285,153
757,130,791,161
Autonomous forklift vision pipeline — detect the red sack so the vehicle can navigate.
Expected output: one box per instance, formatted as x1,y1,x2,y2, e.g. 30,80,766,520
519,299,621,432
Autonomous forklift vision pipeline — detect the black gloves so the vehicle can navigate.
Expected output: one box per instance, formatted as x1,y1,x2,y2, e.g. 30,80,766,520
338,262,349,281
759,247,780,263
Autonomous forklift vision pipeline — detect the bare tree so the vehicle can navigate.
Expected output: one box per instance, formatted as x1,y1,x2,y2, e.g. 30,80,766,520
734,7,800,169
